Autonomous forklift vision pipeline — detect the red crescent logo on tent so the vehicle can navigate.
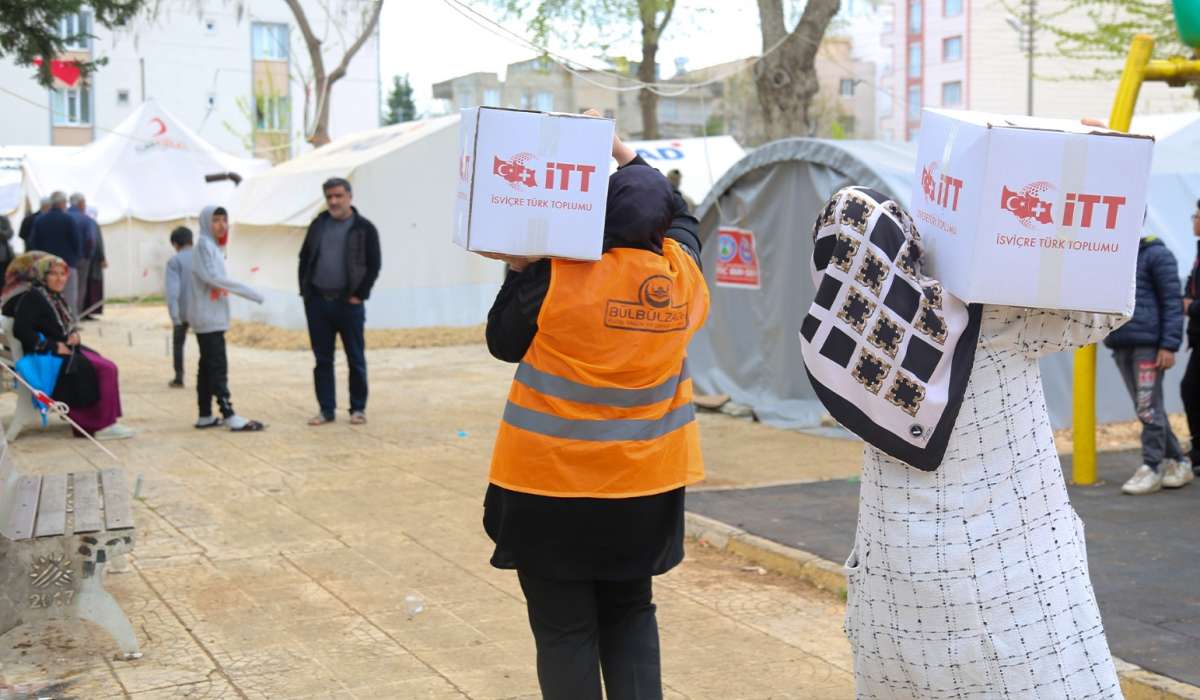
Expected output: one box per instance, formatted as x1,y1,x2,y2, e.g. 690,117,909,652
150,118,167,136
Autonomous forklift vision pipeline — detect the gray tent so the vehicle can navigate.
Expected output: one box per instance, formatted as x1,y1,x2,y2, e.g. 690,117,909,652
691,138,1186,431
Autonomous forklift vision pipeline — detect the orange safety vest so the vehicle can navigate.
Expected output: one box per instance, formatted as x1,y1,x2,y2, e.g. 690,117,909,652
490,238,710,499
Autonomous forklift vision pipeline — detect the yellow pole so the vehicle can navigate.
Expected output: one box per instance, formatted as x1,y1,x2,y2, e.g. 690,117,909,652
1072,34,1154,485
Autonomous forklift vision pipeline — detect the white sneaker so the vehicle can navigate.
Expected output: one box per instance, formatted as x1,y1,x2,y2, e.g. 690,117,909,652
94,423,135,441
1122,465,1162,494
1162,459,1195,489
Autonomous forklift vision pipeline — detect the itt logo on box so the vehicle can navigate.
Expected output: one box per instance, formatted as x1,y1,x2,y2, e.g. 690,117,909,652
493,152,598,192
1000,181,1126,230
921,162,964,212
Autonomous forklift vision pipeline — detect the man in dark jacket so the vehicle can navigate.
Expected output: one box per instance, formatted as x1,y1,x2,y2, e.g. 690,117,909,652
28,191,83,314
18,197,50,244
298,177,381,426
1105,235,1190,494
1180,200,1200,474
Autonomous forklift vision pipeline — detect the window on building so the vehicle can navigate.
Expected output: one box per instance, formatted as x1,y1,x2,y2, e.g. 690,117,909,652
907,85,922,121
59,13,90,51
908,43,921,78
116,89,130,105
51,86,91,126
482,89,501,106
941,81,963,106
457,93,474,110
204,18,217,34
944,0,963,17
659,98,679,121
943,36,963,61
839,79,856,98
908,0,922,33
604,109,615,119
519,93,531,109
534,91,553,112
255,95,289,132
252,23,288,61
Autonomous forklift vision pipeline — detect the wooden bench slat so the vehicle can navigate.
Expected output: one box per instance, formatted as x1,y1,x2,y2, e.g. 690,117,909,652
5,475,42,540
101,469,134,531
72,471,103,533
33,474,67,538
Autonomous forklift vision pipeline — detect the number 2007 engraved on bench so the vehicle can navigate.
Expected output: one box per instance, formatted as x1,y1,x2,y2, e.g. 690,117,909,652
29,590,76,609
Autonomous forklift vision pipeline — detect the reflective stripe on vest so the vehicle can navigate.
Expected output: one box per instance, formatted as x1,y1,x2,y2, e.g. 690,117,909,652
513,360,690,409
503,390,695,442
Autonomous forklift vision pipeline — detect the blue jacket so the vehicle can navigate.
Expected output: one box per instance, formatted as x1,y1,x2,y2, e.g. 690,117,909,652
1105,237,1184,351
28,208,84,267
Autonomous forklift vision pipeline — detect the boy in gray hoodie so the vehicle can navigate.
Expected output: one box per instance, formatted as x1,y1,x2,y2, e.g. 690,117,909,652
189,206,266,431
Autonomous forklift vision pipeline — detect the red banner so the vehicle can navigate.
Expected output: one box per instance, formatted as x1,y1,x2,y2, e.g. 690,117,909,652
715,227,761,289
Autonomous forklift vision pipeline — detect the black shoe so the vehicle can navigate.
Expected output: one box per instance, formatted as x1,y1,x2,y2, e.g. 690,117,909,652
169,379,184,388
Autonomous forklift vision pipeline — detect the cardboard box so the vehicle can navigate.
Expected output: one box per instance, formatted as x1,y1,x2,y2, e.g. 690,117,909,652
912,109,1154,314
454,107,615,261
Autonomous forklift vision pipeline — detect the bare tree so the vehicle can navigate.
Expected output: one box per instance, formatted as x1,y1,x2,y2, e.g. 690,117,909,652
754,0,840,141
285,0,383,147
634,0,675,139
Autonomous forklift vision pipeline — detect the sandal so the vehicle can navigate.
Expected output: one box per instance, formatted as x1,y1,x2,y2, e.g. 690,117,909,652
194,417,224,429
308,414,334,426
230,420,266,432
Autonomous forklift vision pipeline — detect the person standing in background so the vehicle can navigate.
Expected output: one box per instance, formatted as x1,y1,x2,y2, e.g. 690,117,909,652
1180,199,1200,475
82,206,106,318
297,178,381,426
66,193,96,315
1106,234,1190,494
19,197,50,245
165,226,194,388
29,191,83,314
0,216,15,274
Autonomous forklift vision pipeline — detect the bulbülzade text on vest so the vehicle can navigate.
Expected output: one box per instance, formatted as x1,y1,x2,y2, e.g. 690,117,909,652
490,238,710,499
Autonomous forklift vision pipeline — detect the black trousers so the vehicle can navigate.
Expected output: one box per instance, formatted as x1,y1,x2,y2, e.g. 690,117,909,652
304,296,368,418
172,323,189,382
517,571,662,700
1182,347,1200,460
196,331,234,419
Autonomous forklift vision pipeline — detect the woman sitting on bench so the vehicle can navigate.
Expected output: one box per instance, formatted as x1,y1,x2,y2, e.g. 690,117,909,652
1,252,133,440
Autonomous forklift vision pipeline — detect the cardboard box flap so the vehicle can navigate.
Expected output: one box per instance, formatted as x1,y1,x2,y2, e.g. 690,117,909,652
924,108,1155,141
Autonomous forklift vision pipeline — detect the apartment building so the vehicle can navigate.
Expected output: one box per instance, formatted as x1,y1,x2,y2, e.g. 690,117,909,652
433,41,876,145
0,0,381,161
884,0,1193,141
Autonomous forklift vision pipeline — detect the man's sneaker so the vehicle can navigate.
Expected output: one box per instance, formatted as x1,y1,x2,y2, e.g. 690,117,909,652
1122,465,1163,495
1162,459,1195,489
94,423,135,441
168,378,184,388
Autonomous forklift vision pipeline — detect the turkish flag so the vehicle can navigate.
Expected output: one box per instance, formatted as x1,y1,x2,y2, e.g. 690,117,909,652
32,57,82,87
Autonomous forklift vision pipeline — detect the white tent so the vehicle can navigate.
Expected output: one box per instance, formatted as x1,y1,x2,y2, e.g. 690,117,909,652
21,100,269,298
229,114,505,330
625,135,745,206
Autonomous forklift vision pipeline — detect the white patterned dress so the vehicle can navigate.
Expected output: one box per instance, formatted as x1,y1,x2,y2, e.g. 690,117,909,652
845,306,1126,700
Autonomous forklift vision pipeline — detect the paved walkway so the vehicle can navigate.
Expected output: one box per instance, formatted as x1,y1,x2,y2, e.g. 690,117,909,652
689,449,1200,689
0,307,860,699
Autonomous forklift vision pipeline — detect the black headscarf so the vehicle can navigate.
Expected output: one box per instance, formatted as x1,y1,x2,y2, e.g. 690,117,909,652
603,164,674,255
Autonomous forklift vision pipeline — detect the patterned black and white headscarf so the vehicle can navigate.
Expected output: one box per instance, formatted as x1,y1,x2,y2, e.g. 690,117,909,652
800,187,982,471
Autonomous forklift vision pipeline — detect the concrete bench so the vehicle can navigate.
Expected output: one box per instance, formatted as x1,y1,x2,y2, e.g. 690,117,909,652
1,316,48,442
0,441,141,659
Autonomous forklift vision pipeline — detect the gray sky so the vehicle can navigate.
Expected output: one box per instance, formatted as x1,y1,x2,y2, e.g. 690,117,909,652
379,1,768,116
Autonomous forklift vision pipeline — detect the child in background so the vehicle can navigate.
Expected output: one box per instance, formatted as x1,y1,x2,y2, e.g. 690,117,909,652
188,206,266,431
165,226,194,388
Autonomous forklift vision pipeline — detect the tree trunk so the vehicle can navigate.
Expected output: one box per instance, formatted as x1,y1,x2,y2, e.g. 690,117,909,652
285,0,383,147
754,0,840,141
636,0,676,140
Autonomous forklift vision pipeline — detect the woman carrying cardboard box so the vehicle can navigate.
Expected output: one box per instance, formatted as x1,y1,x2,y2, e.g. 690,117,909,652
478,132,709,700
801,186,1124,699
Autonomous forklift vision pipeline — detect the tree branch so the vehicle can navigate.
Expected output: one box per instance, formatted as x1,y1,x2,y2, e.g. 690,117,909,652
656,0,676,34
328,0,382,83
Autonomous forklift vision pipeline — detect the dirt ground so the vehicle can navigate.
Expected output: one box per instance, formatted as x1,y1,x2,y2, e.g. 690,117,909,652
225,321,487,352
